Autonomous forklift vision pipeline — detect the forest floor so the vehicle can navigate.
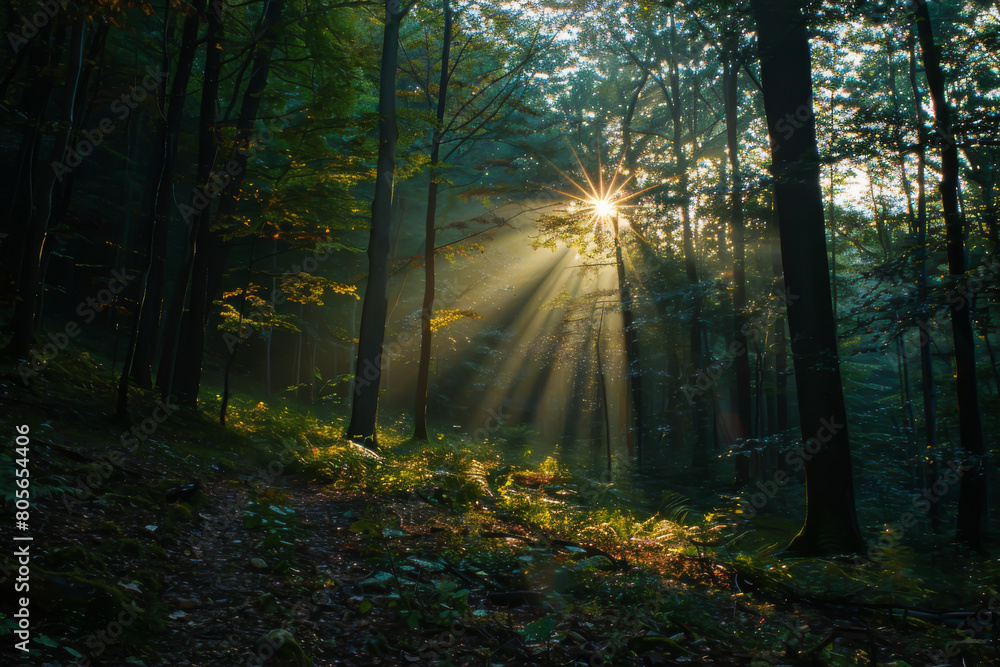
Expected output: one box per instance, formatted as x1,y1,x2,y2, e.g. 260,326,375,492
1,351,998,666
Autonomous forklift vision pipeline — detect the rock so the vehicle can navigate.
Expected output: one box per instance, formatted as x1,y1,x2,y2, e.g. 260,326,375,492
356,571,394,593
256,629,312,666
250,557,268,570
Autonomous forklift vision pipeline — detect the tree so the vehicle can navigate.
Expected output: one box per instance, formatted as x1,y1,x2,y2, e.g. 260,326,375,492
5,17,86,356
172,0,287,406
912,0,988,550
751,0,864,556
414,0,453,441
408,2,544,440
347,0,412,447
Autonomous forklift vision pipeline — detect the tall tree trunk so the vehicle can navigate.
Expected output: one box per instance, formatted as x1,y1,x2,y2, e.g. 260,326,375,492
414,0,452,441
769,191,791,473
6,19,85,356
913,0,988,550
725,51,754,482
613,211,642,463
907,30,938,525
157,0,223,399
666,15,711,459
346,0,405,447
1,22,56,297
751,0,864,556
132,2,202,388
615,73,648,464
174,0,285,405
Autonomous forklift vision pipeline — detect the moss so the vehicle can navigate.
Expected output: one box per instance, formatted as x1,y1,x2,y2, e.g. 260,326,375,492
99,538,168,561
168,502,194,522
99,492,158,510
40,545,109,572
92,520,123,536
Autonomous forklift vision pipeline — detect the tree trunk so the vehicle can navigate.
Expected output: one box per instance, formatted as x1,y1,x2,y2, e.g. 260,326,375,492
751,0,865,556
907,30,938,526
725,52,754,482
157,0,223,400
175,0,285,405
913,0,988,550
614,73,648,464
666,15,711,459
131,1,202,388
5,20,85,356
613,212,642,464
414,0,452,440
1,22,55,300
346,0,405,447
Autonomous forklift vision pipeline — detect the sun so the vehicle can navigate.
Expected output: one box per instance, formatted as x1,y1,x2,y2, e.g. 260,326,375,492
548,141,657,235
591,196,617,221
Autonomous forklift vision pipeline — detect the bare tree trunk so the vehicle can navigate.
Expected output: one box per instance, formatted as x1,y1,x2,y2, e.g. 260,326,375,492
158,0,223,400
752,0,864,556
175,0,285,405
347,0,406,447
725,51,754,482
131,1,203,388
6,20,85,356
913,0,988,550
414,0,452,440
666,15,711,460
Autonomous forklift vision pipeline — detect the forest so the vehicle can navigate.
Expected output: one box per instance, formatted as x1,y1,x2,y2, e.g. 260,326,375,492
1,0,999,664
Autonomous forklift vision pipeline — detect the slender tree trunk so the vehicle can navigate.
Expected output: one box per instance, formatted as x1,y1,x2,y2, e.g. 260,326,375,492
666,16,711,458
175,0,285,405
414,0,452,440
158,0,223,399
614,73,648,464
1,23,55,295
5,20,85,356
752,0,864,556
221,237,258,427
132,2,202,388
725,53,754,482
913,0,988,550
596,307,612,472
347,0,405,447
613,212,642,463
908,27,938,468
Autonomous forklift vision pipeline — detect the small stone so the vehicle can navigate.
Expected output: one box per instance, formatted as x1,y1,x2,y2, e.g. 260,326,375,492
250,558,268,570
256,629,312,666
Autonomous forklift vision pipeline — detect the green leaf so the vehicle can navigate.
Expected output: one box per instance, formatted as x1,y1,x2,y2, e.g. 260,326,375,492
521,617,557,641
359,600,372,613
65,646,85,658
